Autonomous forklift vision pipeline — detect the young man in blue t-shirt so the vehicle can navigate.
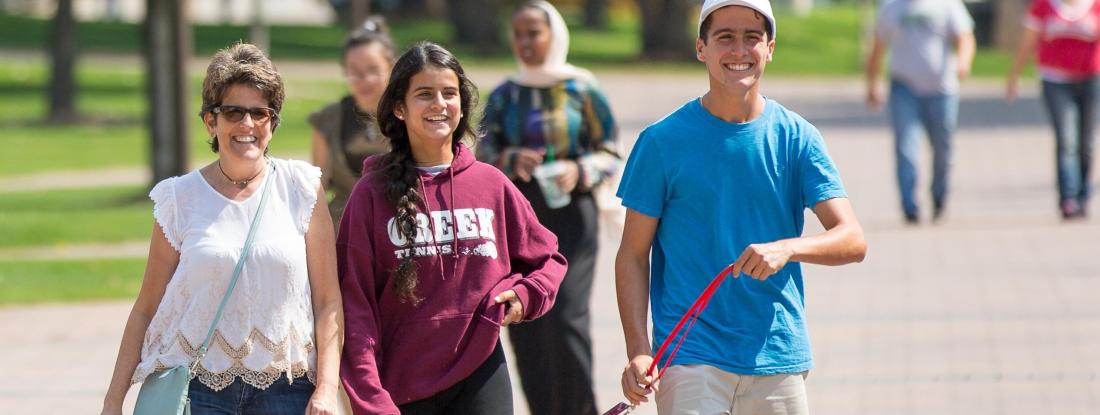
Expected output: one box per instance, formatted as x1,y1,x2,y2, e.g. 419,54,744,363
615,0,868,413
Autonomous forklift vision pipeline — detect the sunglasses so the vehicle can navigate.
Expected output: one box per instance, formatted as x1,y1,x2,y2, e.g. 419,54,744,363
211,105,278,124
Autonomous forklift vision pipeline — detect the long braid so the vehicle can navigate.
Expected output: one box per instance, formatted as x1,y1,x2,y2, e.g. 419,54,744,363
372,41,480,305
378,136,423,305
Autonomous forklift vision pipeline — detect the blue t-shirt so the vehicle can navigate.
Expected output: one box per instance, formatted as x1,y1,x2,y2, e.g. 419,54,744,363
616,97,846,375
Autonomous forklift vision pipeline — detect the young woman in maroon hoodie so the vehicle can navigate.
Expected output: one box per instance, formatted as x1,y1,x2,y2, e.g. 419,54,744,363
337,41,568,415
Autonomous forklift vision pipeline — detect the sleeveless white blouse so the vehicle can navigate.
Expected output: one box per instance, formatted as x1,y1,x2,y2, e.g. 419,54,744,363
131,158,322,391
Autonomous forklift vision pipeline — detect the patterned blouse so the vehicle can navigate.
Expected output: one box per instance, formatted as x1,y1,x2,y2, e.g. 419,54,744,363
132,158,320,391
477,78,619,192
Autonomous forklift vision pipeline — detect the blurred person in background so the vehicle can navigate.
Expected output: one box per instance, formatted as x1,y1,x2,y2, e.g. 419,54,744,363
476,2,619,414
310,16,395,230
1007,0,1099,220
866,0,975,224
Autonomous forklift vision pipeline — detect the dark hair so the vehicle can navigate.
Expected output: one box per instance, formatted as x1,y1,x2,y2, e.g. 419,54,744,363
699,8,773,43
513,1,551,23
374,41,479,305
342,16,396,66
199,43,285,152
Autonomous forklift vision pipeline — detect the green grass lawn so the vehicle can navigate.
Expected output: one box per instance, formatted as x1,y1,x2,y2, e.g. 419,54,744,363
0,12,492,63
1,7,1015,74
0,258,144,304
0,185,152,247
0,60,343,176
0,4,1018,177
0,5,1023,305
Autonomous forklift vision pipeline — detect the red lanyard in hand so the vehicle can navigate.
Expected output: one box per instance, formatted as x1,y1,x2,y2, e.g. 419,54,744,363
647,263,735,380
602,263,736,415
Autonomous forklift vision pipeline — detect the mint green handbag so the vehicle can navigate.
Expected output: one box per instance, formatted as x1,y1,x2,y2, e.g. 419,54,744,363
134,165,273,415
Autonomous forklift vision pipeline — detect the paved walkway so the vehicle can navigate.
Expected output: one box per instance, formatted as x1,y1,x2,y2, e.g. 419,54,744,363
2,72,1098,414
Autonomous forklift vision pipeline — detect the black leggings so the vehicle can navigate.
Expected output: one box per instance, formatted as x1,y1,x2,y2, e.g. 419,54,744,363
510,186,600,415
398,342,513,415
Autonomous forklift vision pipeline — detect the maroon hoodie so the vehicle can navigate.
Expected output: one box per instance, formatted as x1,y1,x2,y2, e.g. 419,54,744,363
337,144,567,414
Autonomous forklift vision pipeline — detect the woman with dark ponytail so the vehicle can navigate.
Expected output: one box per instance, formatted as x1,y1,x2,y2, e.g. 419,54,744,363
308,16,395,230
337,41,567,415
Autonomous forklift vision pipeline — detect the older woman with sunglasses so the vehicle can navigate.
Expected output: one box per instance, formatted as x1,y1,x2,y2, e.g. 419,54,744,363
101,43,343,415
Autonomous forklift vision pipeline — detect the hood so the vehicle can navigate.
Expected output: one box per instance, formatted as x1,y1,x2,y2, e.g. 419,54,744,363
360,142,476,182
418,143,475,183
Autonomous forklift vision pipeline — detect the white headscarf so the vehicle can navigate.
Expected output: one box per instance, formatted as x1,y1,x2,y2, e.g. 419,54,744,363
510,1,596,87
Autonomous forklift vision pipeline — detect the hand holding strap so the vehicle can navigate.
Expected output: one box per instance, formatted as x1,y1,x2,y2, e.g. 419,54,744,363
646,263,736,381
601,263,737,415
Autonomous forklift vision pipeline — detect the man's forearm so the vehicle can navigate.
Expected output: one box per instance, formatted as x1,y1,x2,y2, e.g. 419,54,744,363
787,221,866,266
616,252,652,357
956,32,976,77
865,39,885,90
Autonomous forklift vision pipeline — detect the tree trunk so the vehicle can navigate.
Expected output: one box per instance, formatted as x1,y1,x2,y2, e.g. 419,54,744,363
448,0,503,54
48,0,77,124
348,0,371,30
584,0,609,29
637,0,694,60
145,0,191,184
994,0,1029,51
858,0,876,60
104,0,121,21
395,0,446,18
250,0,269,52
221,0,232,23
396,0,427,16
791,0,813,17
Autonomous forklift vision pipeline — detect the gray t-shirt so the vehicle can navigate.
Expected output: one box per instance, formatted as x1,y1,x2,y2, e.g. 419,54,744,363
875,0,974,95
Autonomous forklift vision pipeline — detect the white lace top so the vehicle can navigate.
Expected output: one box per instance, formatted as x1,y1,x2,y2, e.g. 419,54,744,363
131,158,322,391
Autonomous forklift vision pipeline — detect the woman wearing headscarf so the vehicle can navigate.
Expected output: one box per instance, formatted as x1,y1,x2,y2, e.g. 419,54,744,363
476,2,619,414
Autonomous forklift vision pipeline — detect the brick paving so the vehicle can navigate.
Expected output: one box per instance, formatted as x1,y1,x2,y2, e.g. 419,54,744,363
1,73,1097,414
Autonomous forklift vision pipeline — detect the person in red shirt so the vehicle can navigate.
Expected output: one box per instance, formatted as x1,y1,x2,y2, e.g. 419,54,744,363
1008,0,1100,219
337,41,568,415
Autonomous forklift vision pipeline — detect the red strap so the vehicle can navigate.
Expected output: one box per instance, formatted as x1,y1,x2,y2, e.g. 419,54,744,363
645,263,735,381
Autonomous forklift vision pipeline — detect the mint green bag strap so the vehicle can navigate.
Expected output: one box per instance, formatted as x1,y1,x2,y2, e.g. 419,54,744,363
191,163,274,369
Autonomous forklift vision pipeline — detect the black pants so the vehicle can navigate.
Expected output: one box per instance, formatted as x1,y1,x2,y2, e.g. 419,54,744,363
511,184,600,415
398,342,513,415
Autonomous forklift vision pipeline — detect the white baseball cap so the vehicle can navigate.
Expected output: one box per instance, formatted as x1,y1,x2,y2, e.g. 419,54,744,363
698,0,776,39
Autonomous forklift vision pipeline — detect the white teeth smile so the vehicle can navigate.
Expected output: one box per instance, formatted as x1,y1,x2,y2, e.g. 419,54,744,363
232,136,257,143
725,63,752,71
426,115,448,122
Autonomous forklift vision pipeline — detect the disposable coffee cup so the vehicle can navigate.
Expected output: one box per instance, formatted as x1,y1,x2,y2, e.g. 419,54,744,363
533,161,571,209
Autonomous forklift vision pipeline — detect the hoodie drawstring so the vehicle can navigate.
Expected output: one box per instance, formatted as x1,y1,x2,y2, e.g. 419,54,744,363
449,167,457,262
418,167,459,281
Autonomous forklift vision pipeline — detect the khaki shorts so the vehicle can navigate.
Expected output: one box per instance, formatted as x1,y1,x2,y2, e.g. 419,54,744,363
655,364,809,415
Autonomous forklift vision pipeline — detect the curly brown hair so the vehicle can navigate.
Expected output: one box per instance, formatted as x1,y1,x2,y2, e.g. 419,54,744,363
199,43,286,152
